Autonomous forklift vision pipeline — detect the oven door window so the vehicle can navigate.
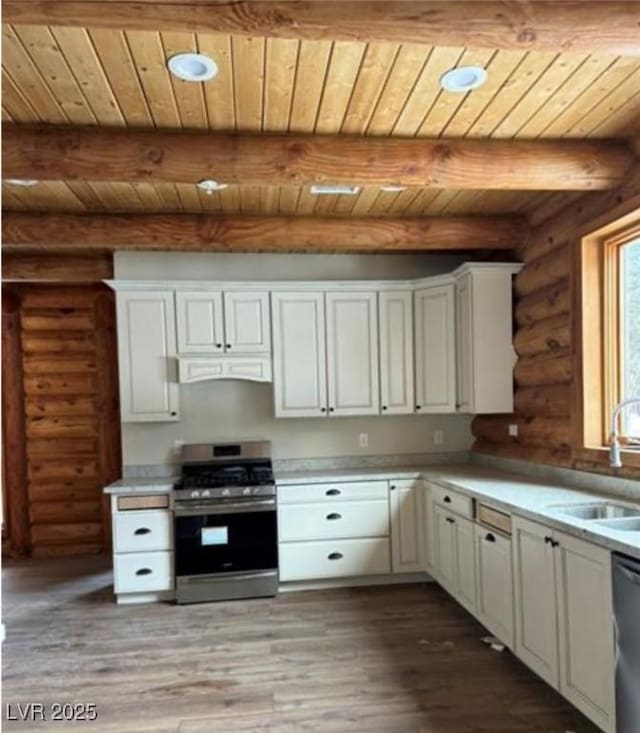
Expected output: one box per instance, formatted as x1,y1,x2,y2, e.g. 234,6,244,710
175,509,277,576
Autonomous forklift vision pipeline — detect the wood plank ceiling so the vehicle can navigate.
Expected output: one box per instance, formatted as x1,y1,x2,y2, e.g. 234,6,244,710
3,21,639,220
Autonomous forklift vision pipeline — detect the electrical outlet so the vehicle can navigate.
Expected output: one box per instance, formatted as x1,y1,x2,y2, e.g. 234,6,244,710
173,439,184,455
433,429,445,446
359,433,369,449
508,424,518,437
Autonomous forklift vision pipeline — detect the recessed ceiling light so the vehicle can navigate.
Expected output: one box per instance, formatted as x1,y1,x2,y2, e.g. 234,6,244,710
310,184,361,195
440,66,488,93
168,53,218,82
4,178,39,187
380,185,407,193
197,179,227,194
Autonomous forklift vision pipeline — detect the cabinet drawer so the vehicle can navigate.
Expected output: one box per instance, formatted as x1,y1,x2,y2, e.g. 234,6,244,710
114,551,174,594
430,483,473,518
477,503,512,535
278,481,388,504
116,494,169,511
279,500,389,541
279,538,391,581
113,510,172,552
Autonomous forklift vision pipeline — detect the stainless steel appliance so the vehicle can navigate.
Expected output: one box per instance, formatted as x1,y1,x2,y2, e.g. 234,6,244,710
612,552,640,732
174,441,278,604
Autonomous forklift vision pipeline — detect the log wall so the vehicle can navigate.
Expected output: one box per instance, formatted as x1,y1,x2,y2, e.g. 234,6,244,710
472,170,640,478
2,284,121,557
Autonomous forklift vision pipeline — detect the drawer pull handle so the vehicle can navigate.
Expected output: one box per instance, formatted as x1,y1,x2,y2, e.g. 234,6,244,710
328,552,343,561
136,568,153,576
326,489,341,496
326,513,342,521
444,496,452,503
134,527,151,535
485,532,496,543
446,517,455,524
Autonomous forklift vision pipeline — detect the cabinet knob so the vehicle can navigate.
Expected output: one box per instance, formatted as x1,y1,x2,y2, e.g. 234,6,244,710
390,485,396,491
446,517,455,524
320,407,327,412
328,552,343,561
134,527,151,535
326,513,342,521
329,407,335,413
443,496,451,503
135,568,152,576
326,489,341,496
170,411,177,417
544,536,553,545
226,344,231,349
216,343,222,348
484,532,496,543
382,405,388,411
415,405,421,411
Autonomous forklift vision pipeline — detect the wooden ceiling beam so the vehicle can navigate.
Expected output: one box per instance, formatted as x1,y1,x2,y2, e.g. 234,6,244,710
2,213,526,253
3,1,640,56
3,125,634,191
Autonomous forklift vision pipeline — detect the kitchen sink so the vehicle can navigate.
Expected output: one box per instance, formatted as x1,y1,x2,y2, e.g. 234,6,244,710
548,502,640,520
592,517,640,532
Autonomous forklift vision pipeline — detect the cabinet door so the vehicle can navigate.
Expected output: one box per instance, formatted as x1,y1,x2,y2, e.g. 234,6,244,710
379,291,414,415
223,291,270,353
433,504,457,594
117,291,179,422
175,291,223,354
475,525,514,648
389,480,427,573
455,273,474,413
415,284,456,413
454,514,477,614
272,292,327,418
326,291,379,416
512,516,559,687
554,531,615,732
423,483,437,574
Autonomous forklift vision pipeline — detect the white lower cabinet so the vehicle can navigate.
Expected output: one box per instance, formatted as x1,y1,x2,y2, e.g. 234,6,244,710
279,538,390,581
389,479,427,573
474,524,514,648
110,494,174,603
554,530,615,733
433,502,476,613
512,515,559,687
512,516,615,733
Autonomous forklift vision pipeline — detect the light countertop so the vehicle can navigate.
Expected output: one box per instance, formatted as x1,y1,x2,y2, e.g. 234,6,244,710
104,477,177,494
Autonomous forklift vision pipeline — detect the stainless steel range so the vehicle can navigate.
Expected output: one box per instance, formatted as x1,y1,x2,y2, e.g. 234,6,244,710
173,441,278,604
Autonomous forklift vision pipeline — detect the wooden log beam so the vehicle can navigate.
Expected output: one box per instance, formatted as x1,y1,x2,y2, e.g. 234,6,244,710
514,278,570,326
514,244,569,297
472,415,571,450
513,313,570,358
2,125,634,191
2,253,113,282
1,212,525,253
514,349,572,388
4,2,640,56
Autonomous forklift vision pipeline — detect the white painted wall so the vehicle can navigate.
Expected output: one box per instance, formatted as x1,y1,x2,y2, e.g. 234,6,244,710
122,380,473,464
116,252,474,466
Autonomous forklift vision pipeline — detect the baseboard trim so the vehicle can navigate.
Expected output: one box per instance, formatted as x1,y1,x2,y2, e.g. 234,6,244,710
278,572,434,592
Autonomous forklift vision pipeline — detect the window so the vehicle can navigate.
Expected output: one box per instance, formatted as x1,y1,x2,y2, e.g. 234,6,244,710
578,214,640,466
619,238,640,437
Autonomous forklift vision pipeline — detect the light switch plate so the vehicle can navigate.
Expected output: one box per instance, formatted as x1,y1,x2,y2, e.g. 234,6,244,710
508,424,518,437
433,429,445,446
359,433,369,448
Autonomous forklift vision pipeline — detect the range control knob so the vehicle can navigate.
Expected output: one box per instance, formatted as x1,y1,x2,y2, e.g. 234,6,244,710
221,488,231,497
201,490,211,498
242,487,251,496
190,490,201,499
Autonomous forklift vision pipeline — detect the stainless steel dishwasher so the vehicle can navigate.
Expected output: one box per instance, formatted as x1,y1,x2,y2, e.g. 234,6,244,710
612,552,640,733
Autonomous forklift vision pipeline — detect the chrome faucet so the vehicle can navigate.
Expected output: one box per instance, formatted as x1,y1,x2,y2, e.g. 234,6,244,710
609,397,640,468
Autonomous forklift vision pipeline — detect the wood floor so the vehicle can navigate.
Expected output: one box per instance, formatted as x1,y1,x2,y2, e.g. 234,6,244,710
2,556,598,733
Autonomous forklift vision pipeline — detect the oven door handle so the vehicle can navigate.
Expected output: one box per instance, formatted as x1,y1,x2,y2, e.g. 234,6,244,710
174,499,276,516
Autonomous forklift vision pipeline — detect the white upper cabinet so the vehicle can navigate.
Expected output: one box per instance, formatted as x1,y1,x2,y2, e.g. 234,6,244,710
326,291,379,416
272,291,327,418
454,264,520,414
175,291,224,354
389,479,427,573
116,290,179,422
176,290,270,356
223,291,270,353
415,282,456,413
379,291,414,415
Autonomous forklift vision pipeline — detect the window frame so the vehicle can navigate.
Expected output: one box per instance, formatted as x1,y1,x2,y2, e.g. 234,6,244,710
575,212,640,468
